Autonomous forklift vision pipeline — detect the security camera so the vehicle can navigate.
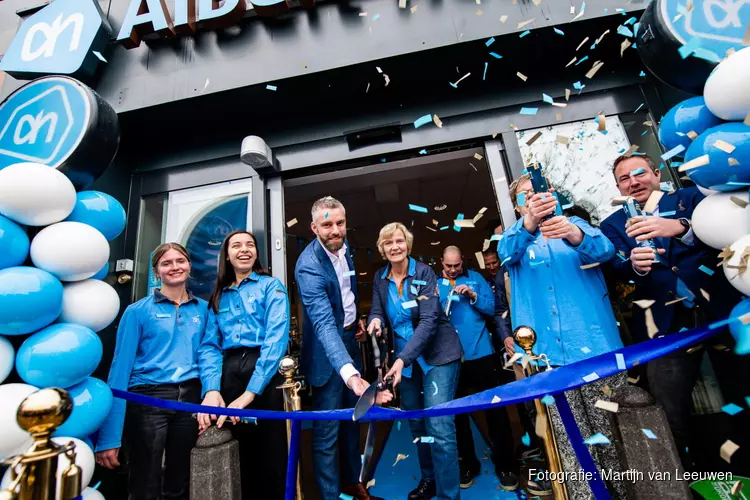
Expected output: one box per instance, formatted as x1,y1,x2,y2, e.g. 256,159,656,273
240,136,273,170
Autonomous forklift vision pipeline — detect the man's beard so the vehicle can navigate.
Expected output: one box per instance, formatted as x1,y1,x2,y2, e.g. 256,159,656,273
321,232,346,252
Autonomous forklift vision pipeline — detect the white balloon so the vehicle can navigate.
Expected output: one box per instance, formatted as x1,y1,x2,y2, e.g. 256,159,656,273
60,280,120,332
0,163,76,226
1,437,94,499
723,234,750,296
0,383,38,459
82,487,105,500
692,190,750,250
697,185,720,197
30,222,110,282
704,47,750,121
0,336,14,383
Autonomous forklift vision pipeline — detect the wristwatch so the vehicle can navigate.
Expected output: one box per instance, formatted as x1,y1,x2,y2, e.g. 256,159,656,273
678,218,691,237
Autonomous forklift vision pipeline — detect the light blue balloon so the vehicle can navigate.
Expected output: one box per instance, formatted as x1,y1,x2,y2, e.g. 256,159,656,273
730,298,750,356
55,377,113,439
92,262,109,281
65,191,126,241
685,123,750,191
658,97,723,156
16,323,102,388
0,215,29,270
0,267,63,335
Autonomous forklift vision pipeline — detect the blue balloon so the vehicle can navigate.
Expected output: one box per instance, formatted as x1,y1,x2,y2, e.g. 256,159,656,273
685,123,750,191
658,97,723,156
0,267,63,335
16,323,102,388
92,262,109,281
0,215,29,270
730,298,750,356
55,377,113,439
65,191,126,241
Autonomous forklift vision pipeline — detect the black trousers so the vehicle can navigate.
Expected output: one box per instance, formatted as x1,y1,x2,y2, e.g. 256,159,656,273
648,305,750,473
124,378,201,500
221,347,288,500
455,354,518,473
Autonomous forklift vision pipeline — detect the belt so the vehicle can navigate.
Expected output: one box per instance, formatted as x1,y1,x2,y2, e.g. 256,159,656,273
343,322,356,331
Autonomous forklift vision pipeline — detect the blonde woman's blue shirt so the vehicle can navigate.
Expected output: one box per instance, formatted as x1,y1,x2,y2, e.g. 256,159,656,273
198,272,290,397
96,289,209,452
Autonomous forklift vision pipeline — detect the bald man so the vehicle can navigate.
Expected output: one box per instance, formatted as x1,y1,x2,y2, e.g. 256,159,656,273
437,246,518,491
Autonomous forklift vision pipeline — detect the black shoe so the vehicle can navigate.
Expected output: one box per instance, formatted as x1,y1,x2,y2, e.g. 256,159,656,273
525,467,553,496
497,471,519,491
408,478,437,500
459,468,476,489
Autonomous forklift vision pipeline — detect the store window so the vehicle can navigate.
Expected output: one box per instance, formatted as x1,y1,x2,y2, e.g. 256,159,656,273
133,180,252,300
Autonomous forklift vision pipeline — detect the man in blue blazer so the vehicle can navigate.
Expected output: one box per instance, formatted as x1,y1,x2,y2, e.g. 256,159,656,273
295,196,389,500
600,154,747,471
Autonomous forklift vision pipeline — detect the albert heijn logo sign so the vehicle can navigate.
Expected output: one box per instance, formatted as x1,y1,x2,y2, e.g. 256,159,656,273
661,0,749,57
0,0,112,80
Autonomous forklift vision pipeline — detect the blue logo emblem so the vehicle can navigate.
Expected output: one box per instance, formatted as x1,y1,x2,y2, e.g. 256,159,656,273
0,77,91,171
0,0,111,79
662,0,750,57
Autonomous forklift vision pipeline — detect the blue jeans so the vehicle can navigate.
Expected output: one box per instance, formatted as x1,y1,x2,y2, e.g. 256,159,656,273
400,360,461,500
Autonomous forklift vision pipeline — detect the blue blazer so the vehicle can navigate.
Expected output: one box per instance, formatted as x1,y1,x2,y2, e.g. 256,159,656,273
369,260,463,367
600,187,742,340
295,238,360,387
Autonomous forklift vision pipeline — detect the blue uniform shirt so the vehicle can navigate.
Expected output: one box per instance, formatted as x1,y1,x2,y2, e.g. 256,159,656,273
437,269,495,360
96,290,209,452
198,272,290,397
498,216,623,366
383,257,432,378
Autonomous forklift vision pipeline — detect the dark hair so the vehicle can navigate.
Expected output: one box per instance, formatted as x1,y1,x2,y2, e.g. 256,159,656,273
612,153,658,176
152,242,191,269
209,230,269,312
482,248,499,259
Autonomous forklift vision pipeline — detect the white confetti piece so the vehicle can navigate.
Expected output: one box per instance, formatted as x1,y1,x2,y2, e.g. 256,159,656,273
582,372,600,383
615,353,626,370
286,218,298,227
517,18,535,29
576,37,589,51
714,140,736,154
474,153,483,160
721,440,740,463
433,115,443,128
92,51,107,63
475,251,485,269
633,299,655,309
453,219,475,228
595,400,619,413
645,309,659,338
677,154,710,172
517,72,528,82
500,14,508,23
491,395,501,404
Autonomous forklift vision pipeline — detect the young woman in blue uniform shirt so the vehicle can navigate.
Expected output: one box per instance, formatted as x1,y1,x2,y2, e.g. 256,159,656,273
197,230,291,500
95,242,209,500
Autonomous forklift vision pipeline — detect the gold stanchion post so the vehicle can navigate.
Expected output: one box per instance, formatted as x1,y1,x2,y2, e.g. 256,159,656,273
278,356,303,500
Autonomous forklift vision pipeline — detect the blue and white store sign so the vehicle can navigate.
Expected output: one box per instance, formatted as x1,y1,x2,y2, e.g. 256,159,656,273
0,77,120,190
0,0,112,80
661,0,750,58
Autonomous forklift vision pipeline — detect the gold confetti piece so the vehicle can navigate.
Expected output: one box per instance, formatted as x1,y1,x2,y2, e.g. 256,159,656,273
430,241,441,245
551,102,567,108
634,299,656,309
535,412,548,439
393,453,409,466
433,115,443,128
475,251,485,269
417,295,429,301
597,114,606,132
627,376,640,384
556,135,570,145
491,395,502,403
526,131,543,145
642,190,664,214
399,0,406,8
585,61,604,79
509,123,519,131
623,145,639,157
718,247,735,266
701,289,711,301
677,154,710,172
478,207,488,214
580,262,600,270
576,37,589,51
286,218,298,227
620,39,631,56
645,308,659,338
721,440,740,463
517,72,528,82
532,0,541,4
472,212,484,224
566,57,577,67
500,15,508,23
517,18,535,29
740,312,750,325
482,239,491,252
359,272,367,276
642,121,654,127
665,297,688,306
426,226,437,232
501,310,509,319
595,400,619,413
684,130,698,140
413,437,420,443
367,479,376,488
731,196,749,208
454,219,475,228
474,153,483,160
729,158,740,166
611,196,630,206
555,112,563,121
410,5,418,13
476,9,484,15
565,89,571,101
432,219,439,226
731,480,744,497
714,139,736,154
492,132,498,138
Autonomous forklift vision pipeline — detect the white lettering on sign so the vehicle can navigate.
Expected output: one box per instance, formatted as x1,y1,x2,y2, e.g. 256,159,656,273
20,12,85,62
703,0,744,28
14,110,59,145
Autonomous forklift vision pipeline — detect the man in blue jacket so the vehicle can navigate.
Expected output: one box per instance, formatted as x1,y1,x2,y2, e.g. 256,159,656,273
295,196,390,500
600,154,748,472
437,246,519,491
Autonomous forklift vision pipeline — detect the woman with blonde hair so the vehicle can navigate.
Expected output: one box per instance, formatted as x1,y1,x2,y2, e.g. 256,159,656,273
367,222,464,500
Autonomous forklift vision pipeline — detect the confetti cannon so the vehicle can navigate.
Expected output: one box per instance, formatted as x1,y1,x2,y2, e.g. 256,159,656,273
278,356,303,500
444,287,458,318
0,388,82,500
612,196,663,265
513,326,568,500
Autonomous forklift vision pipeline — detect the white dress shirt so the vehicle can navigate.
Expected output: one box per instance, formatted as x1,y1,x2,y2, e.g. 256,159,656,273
323,243,360,384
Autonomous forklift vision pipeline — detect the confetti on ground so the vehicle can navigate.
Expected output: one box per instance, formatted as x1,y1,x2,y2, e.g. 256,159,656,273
678,154,709,172
556,112,563,121
583,372,600,383
517,72,528,82
526,131,543,145
642,428,657,439
286,218,298,227
414,115,432,128
615,352,626,370
409,204,428,213
722,403,744,416
92,51,107,63
372,13,380,20
585,433,611,445
714,140,736,154
542,93,553,104
491,395,501,404
432,381,439,395
399,0,406,8
595,400,619,413
721,440,740,463
597,113,606,131
541,394,555,405
420,436,435,443
202,78,210,92
520,107,538,115
556,135,570,145
411,5,418,13
580,262,601,269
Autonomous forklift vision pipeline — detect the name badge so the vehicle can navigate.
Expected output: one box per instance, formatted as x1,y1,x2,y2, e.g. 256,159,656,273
156,313,171,318
413,280,427,286
343,270,356,277
402,300,418,309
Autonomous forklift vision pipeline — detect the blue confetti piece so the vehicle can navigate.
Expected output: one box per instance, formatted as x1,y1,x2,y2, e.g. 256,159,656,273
489,52,503,59
449,82,458,89
679,327,688,332
92,482,102,490
520,30,531,38
420,436,435,443
617,253,628,262
575,55,589,66
419,149,427,155
722,403,744,416
633,22,640,36
641,130,649,136
397,420,402,430
529,260,546,268
340,495,354,500
661,145,685,161
659,210,676,217
325,212,329,219
409,204,428,213
541,394,555,405
634,102,645,112
699,265,715,276
616,353,626,370
542,93,553,104
659,163,666,170
603,8,608,13
624,16,637,26
554,27,565,35
519,107,538,115
486,37,495,46
483,62,488,81
521,432,531,447
629,167,645,176
642,429,657,440
490,234,502,241
440,226,449,231
728,182,750,186
414,114,433,128
372,13,380,20
240,416,257,424
639,71,646,77
585,433,611,445
590,42,597,51
517,192,527,206
561,202,574,210
678,37,702,59
692,48,722,63
617,25,634,37
266,84,277,91
432,381,439,395
573,81,584,90
453,213,464,232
